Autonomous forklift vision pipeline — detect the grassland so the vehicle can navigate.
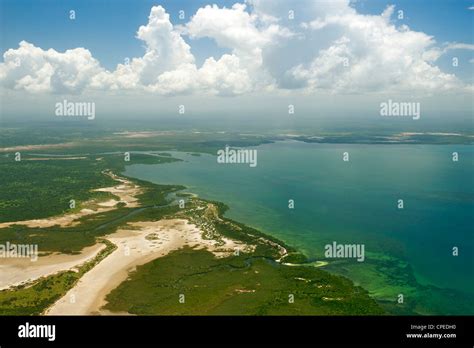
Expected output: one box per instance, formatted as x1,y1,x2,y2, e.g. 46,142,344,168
0,152,181,222
104,247,383,315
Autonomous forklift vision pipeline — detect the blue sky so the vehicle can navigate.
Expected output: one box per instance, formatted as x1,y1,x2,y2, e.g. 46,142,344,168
1,0,472,70
0,0,472,121
1,0,237,68
355,0,473,79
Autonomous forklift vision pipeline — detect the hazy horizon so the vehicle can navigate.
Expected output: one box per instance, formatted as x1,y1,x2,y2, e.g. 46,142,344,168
1,0,473,129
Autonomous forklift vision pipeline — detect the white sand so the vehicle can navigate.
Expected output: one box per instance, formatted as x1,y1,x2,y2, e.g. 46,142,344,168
0,171,142,292
0,142,75,152
45,219,243,315
0,244,105,290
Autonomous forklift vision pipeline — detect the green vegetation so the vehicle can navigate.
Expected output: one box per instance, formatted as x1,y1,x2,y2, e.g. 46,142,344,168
0,157,116,222
0,151,180,222
175,192,193,198
0,240,116,315
104,247,383,315
0,197,182,254
124,153,181,165
101,197,383,315
281,252,309,264
0,153,183,253
0,124,390,316
1,122,273,157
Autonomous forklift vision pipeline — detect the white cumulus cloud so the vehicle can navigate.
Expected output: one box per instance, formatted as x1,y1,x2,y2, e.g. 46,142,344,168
0,41,104,93
284,5,464,93
0,2,471,96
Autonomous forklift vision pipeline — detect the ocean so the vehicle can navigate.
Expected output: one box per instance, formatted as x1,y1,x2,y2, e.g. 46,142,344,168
124,141,474,314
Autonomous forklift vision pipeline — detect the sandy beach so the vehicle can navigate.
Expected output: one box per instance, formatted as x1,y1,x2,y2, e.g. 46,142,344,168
45,219,242,315
0,244,105,290
0,171,142,294
1,171,248,316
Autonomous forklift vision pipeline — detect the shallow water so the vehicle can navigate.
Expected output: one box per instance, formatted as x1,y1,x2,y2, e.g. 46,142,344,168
124,141,474,313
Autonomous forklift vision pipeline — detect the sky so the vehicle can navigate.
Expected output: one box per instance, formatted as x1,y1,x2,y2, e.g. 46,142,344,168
0,0,473,124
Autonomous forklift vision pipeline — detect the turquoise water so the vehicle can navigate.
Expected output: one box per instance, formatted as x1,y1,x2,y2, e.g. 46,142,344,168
124,141,474,313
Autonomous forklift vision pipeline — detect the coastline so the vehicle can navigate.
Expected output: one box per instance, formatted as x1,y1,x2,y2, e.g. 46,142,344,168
121,145,474,315
48,169,380,315
0,163,382,316
46,218,242,315
3,143,472,315
0,169,301,315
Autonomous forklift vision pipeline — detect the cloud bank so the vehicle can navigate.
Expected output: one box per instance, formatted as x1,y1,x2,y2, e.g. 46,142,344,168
0,1,471,96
